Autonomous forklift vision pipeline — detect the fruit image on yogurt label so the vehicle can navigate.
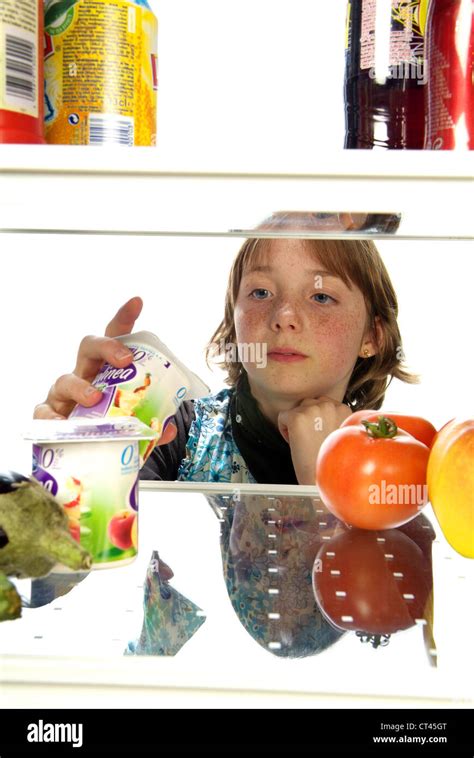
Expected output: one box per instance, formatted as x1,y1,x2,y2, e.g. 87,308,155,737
26,417,157,568
32,440,139,567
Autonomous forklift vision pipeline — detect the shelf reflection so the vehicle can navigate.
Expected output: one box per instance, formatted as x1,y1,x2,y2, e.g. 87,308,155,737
207,493,434,660
234,210,401,236
122,493,435,661
207,493,345,658
9,492,436,667
125,550,206,656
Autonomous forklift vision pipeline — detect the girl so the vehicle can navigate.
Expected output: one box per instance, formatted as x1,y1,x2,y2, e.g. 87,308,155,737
34,233,418,485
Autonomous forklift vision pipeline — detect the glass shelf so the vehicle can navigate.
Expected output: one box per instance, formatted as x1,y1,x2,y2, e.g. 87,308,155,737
1,487,473,706
0,146,472,240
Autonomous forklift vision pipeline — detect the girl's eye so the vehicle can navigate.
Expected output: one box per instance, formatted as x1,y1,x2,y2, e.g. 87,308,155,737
250,288,271,300
312,293,336,305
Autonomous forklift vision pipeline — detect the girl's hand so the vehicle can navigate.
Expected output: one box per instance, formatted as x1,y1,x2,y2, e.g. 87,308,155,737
34,296,179,445
34,296,143,420
278,397,352,486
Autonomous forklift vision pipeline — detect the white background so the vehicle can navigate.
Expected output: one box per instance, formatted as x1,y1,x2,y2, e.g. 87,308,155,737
152,0,347,166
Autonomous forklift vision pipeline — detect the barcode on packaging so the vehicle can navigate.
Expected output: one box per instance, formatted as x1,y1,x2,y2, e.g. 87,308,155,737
5,32,36,104
88,113,135,145
0,0,38,118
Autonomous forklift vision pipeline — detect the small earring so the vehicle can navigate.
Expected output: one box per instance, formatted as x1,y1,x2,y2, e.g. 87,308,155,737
363,349,371,358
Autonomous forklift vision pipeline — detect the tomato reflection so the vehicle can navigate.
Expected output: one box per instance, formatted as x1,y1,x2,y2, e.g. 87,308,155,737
312,519,434,643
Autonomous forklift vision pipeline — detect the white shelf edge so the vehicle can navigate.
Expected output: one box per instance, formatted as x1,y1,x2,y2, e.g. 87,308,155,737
1,653,471,705
1,150,472,239
1,144,473,180
139,481,319,496
1,229,472,241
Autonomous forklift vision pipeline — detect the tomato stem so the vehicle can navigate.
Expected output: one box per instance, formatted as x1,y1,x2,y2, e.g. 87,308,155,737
356,632,391,648
362,415,398,439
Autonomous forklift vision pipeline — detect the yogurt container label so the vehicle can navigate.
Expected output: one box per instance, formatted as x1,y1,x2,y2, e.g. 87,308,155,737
26,418,157,568
69,331,209,464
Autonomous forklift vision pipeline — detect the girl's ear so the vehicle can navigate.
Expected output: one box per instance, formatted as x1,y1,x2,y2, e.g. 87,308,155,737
359,315,384,358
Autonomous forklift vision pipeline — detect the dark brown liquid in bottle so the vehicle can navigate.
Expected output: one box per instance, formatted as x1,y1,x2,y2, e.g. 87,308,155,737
345,0,427,149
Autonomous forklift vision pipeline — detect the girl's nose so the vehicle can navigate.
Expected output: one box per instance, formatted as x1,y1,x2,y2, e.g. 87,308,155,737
270,301,302,332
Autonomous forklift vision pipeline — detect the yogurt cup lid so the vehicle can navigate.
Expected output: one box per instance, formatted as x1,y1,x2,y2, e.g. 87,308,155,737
24,417,159,443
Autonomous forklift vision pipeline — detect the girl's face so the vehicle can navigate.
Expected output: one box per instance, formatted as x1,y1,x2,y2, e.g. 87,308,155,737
234,239,376,407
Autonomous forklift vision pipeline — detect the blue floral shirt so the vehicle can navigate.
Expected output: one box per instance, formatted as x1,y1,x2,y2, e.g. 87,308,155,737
177,389,256,483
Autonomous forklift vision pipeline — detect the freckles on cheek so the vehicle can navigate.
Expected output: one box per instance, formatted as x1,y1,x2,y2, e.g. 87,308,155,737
235,306,267,342
313,312,363,370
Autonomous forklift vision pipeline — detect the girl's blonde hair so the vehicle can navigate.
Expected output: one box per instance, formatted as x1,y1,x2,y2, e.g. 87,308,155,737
207,231,419,411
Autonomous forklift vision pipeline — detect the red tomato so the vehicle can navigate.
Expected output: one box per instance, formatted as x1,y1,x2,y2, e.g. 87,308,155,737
341,411,437,448
312,528,433,635
316,416,430,530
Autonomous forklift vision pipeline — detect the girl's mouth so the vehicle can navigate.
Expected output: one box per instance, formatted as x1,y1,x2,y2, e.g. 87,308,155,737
268,348,308,363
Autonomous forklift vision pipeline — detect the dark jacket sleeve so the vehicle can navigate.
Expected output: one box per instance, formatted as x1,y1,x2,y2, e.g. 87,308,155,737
139,400,195,481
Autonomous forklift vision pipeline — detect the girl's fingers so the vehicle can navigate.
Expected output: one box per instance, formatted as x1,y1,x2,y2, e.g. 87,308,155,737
277,411,290,443
33,298,142,420
298,396,334,408
158,560,174,581
33,403,67,420
104,296,143,338
74,335,134,378
34,374,103,418
49,373,103,407
157,422,178,447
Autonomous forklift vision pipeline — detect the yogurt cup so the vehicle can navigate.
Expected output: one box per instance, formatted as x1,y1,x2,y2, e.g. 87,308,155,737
25,418,158,569
69,331,209,464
